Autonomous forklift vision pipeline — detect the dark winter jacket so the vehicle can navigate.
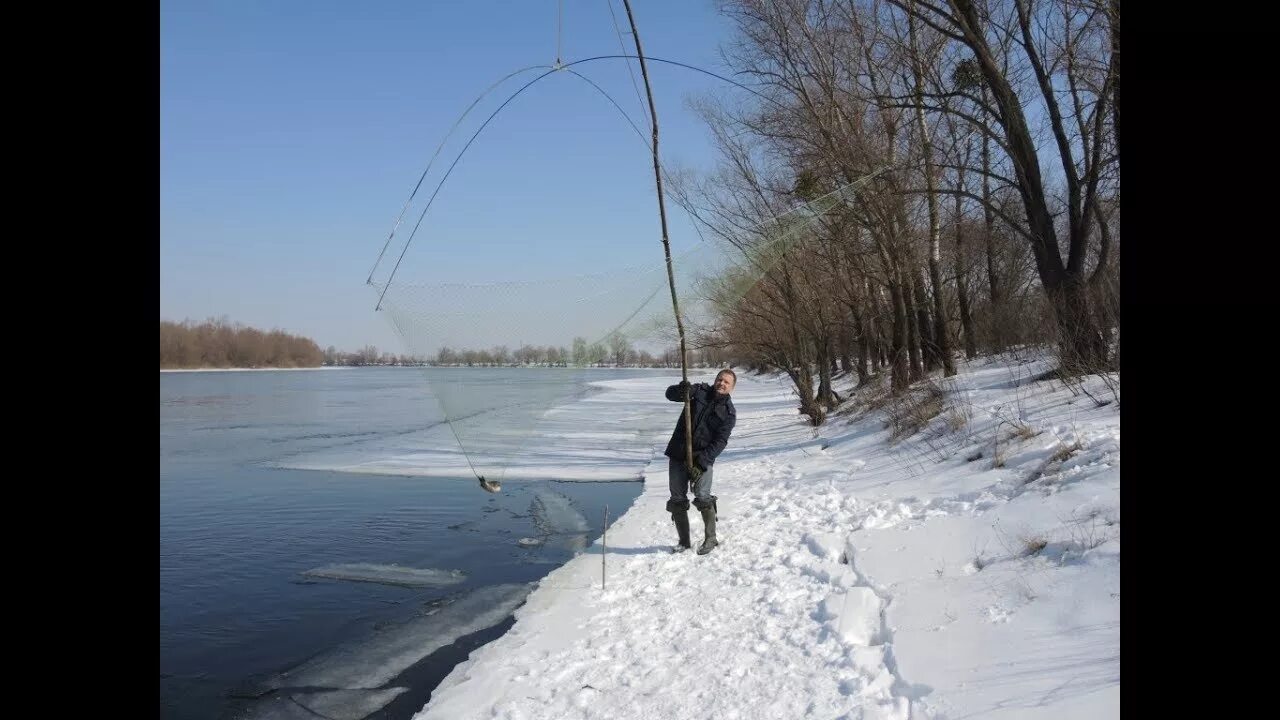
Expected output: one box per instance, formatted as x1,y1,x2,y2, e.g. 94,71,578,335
663,382,736,469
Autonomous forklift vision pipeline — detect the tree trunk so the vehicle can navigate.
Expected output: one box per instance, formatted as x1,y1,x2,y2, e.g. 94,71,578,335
915,265,939,372
854,312,870,385
839,322,853,374
980,84,1003,353
868,279,885,372
907,7,956,377
888,281,910,391
816,338,839,410
904,267,926,380
786,364,825,425
1049,276,1109,374
955,166,978,359
1110,0,1120,172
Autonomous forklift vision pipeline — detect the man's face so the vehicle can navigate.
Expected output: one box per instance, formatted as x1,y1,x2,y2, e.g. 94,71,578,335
713,372,736,396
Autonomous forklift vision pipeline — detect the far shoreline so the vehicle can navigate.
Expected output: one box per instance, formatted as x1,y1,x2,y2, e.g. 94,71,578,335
161,365,700,373
160,366,342,373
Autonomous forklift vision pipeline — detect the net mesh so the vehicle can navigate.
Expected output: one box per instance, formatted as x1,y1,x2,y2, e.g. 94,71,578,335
371,174,879,483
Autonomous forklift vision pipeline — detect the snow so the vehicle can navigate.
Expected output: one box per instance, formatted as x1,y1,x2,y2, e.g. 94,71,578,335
415,354,1119,719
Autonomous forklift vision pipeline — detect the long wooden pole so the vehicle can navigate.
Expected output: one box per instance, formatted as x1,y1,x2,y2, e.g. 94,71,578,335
621,0,694,472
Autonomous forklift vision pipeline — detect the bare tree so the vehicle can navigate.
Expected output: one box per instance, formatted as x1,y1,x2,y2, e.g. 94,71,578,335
885,0,1118,373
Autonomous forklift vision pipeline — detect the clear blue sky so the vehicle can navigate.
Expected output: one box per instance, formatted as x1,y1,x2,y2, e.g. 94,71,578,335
161,0,738,352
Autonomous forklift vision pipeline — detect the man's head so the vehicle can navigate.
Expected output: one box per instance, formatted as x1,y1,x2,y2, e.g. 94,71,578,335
713,368,737,396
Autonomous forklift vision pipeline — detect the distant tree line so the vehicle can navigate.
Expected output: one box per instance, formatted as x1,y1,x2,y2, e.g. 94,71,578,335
160,318,323,369
159,321,734,370
318,334,731,369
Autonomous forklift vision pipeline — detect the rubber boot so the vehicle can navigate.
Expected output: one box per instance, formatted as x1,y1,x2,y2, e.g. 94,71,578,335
667,499,692,553
697,506,718,555
672,511,692,553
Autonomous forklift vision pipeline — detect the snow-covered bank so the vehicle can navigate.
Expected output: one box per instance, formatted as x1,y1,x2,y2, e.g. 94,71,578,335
416,356,1119,719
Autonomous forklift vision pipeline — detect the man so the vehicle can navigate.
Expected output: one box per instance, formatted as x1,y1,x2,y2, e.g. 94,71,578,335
664,368,737,555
